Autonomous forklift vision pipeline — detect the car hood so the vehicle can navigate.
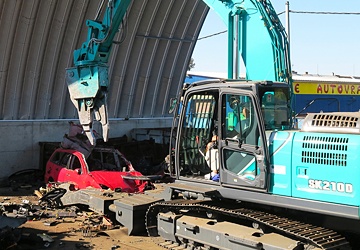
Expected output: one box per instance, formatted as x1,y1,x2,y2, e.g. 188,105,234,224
89,171,146,192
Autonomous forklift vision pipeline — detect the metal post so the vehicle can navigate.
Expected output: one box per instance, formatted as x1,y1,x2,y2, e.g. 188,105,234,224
285,1,290,46
234,14,239,79
228,14,234,79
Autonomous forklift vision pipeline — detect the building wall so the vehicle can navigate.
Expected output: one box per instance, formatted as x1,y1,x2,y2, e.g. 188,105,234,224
0,118,172,183
292,81,360,114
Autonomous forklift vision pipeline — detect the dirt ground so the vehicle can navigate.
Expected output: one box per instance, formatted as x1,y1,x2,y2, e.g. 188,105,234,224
0,186,164,250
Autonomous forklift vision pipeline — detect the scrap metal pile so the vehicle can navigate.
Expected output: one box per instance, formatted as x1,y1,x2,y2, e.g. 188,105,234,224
0,183,164,250
43,122,170,192
0,123,171,249
0,186,118,249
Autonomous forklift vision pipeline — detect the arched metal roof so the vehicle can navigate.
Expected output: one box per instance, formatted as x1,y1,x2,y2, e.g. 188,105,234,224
0,0,209,120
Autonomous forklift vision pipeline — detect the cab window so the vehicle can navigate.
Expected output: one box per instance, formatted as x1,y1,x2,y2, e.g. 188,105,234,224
223,94,259,146
223,149,257,180
260,89,290,130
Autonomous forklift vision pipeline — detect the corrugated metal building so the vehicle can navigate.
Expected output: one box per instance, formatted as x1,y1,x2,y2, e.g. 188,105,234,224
0,0,209,182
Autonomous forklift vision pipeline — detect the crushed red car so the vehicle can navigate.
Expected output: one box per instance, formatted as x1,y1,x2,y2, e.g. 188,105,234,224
45,147,152,193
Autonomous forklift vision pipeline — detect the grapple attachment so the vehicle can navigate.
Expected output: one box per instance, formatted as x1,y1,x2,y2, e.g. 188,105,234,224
66,65,109,145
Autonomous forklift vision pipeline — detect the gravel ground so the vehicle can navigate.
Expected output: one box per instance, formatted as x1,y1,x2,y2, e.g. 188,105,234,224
0,186,164,250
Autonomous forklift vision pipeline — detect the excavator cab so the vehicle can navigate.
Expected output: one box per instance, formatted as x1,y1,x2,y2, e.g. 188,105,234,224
173,81,291,190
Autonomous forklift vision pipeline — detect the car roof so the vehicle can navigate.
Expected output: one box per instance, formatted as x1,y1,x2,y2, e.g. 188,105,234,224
54,146,118,155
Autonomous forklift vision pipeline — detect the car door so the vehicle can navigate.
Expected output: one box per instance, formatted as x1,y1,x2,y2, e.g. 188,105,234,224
57,153,85,187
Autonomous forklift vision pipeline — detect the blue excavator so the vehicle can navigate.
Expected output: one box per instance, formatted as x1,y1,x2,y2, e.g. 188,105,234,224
64,0,360,249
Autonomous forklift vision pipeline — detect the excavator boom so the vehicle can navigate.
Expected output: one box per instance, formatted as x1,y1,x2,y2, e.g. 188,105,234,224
65,0,131,145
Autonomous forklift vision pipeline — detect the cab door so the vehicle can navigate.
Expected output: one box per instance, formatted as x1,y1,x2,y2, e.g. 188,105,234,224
176,90,219,178
219,91,269,190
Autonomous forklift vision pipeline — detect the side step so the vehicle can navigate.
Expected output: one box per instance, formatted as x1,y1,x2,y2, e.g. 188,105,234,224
110,194,163,235
163,183,219,200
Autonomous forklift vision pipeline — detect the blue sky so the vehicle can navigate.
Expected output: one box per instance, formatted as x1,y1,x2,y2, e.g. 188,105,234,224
192,1,360,76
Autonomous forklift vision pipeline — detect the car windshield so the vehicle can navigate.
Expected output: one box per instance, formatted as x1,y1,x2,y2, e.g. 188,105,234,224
86,149,121,171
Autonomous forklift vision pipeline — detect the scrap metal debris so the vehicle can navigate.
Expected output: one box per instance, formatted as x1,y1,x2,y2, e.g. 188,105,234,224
0,202,27,250
7,169,44,191
0,127,171,249
0,216,27,229
0,185,127,249
39,187,67,208
61,121,96,158
36,232,54,243
0,226,22,250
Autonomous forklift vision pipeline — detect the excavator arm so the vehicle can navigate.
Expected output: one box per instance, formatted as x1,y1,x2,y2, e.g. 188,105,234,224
65,0,131,145
66,0,291,145
203,0,291,83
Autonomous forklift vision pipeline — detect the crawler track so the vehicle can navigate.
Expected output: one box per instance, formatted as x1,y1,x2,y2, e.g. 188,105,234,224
146,200,350,250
